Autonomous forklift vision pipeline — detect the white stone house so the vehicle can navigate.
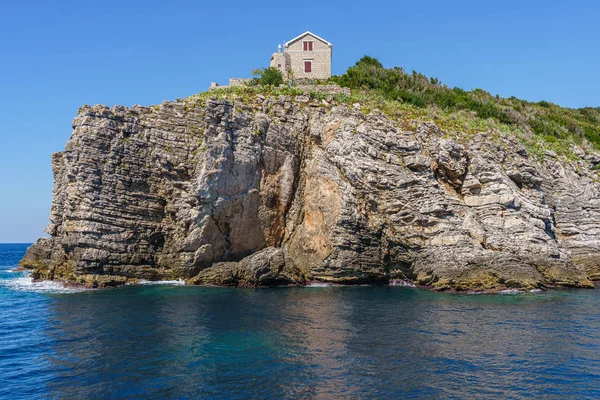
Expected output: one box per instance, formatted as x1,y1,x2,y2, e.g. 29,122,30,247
270,31,332,81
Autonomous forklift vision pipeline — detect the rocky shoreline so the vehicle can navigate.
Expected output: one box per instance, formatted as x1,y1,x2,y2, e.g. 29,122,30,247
20,90,600,291
17,266,599,294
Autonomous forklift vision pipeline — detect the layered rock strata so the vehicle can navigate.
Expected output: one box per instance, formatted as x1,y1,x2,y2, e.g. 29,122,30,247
20,93,600,290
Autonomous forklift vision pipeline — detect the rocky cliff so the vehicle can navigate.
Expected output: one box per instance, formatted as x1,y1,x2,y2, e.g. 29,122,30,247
20,90,600,291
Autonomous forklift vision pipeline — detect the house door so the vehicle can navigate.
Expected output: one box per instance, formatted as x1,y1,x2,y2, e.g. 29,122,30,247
304,61,312,73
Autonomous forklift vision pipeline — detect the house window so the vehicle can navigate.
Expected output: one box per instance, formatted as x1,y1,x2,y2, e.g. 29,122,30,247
278,64,281,68
303,41,313,51
304,61,312,73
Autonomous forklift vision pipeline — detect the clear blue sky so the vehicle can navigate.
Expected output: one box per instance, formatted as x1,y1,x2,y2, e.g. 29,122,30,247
0,0,598,243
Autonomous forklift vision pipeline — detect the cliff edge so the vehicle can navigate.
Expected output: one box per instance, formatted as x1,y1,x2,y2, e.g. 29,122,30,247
20,88,600,291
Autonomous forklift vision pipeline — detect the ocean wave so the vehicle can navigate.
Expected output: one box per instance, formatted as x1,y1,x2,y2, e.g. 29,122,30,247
389,280,417,287
306,282,332,287
0,275,85,294
499,289,524,295
135,279,186,286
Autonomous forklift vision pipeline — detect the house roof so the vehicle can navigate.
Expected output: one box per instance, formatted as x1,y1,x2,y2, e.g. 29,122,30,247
284,31,332,47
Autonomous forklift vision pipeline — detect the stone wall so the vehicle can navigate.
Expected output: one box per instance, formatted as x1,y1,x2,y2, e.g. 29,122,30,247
208,78,253,91
229,78,252,87
296,84,350,96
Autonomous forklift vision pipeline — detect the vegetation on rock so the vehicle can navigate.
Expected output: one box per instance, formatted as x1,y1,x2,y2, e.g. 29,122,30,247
189,57,600,162
330,56,600,158
252,67,284,86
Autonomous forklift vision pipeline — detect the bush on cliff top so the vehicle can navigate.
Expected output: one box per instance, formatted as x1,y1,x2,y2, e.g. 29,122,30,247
331,56,600,150
252,67,284,86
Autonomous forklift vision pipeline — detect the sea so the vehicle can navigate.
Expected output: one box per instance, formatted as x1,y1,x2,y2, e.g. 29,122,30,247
1,243,599,399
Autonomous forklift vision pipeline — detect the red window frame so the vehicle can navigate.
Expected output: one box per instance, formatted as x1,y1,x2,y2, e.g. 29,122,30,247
303,41,313,51
304,61,312,73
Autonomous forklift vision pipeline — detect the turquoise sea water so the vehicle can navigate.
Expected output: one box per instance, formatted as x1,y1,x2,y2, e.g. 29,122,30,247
1,243,599,399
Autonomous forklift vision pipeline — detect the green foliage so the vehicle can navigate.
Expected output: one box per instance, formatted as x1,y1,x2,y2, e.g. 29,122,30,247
185,57,600,162
331,56,600,152
252,67,284,86
354,55,383,68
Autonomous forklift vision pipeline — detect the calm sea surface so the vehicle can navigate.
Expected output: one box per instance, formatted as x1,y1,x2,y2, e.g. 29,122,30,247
1,243,599,399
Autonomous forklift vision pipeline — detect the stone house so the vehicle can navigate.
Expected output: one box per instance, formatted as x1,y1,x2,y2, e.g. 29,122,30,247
270,31,332,81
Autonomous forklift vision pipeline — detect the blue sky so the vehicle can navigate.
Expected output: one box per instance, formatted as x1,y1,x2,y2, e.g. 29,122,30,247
0,0,599,242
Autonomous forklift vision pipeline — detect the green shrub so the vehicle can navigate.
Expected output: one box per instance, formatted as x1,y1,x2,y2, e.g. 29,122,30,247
252,68,283,86
331,55,600,150
542,135,558,143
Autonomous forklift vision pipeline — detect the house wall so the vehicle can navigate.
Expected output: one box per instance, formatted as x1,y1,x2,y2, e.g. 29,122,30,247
284,33,331,80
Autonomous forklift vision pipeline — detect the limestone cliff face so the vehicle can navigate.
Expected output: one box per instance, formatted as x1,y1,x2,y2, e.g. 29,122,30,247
20,93,600,290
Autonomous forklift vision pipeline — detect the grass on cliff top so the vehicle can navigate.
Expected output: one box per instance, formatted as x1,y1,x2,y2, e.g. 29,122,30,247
187,57,600,161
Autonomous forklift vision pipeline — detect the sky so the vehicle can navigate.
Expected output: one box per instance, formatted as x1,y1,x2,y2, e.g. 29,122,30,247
0,0,599,243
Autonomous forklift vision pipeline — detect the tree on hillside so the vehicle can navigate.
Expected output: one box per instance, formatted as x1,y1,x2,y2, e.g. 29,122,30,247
252,68,283,86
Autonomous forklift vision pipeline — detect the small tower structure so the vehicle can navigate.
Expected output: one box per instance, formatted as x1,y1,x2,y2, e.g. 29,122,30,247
270,43,292,81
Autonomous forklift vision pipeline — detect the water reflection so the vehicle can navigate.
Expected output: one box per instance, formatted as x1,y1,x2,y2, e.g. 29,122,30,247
273,288,356,399
39,286,600,399
45,287,212,398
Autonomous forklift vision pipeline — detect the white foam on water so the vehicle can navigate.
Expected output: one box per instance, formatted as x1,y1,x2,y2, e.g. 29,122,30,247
306,282,332,287
0,275,85,294
529,289,543,293
389,280,417,287
136,279,186,286
499,289,524,295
